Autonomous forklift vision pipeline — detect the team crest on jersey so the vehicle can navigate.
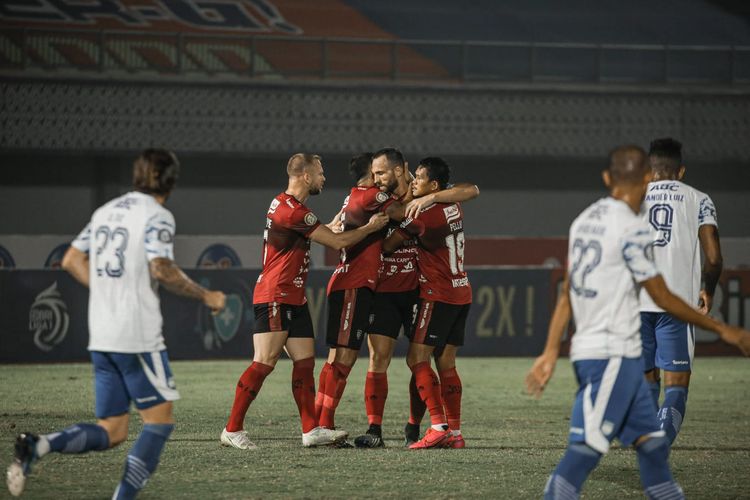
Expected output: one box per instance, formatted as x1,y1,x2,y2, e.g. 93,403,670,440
443,204,460,223
28,282,69,352
304,213,318,226
376,191,389,204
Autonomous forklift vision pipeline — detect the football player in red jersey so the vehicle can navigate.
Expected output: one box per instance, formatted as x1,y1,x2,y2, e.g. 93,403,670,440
351,149,479,448
220,153,388,450
383,157,472,449
315,152,421,443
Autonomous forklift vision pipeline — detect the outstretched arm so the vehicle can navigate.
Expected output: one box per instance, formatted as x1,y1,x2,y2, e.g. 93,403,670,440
643,274,750,355
149,258,226,313
62,246,90,287
309,212,389,250
698,224,723,314
525,275,572,398
405,183,480,219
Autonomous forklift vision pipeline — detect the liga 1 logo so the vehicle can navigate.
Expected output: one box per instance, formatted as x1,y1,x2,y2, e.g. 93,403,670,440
28,282,70,352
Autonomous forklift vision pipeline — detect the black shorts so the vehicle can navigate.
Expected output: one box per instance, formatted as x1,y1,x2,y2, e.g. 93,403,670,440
410,300,470,348
326,287,375,350
370,288,419,339
253,302,314,338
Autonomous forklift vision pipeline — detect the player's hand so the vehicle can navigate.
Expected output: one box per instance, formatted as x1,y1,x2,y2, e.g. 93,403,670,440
365,213,389,232
525,353,557,399
204,290,226,315
697,290,713,315
328,217,344,234
716,324,750,357
404,194,435,219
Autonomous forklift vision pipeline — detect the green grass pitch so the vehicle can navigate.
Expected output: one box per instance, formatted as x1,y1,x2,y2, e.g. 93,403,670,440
1,358,749,499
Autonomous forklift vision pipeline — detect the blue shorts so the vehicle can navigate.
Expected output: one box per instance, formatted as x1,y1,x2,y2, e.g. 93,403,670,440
568,357,663,454
640,312,695,372
91,351,180,419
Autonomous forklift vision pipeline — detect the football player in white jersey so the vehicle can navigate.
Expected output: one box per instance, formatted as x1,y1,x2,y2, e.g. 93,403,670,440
6,149,226,499
525,145,750,500
639,138,723,444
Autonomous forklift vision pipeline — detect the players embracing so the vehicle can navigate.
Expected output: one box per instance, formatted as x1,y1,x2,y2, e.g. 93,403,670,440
383,156,477,449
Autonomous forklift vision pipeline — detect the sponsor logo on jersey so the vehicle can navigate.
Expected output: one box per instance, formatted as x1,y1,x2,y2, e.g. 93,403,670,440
443,204,460,223
672,360,690,365
28,282,69,352
452,277,469,288
304,212,318,226
376,191,389,203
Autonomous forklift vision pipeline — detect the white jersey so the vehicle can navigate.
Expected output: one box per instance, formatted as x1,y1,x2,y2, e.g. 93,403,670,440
568,197,659,362
639,180,718,312
71,191,176,353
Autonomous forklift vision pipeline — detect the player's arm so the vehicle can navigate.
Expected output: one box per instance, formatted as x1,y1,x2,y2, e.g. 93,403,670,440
309,212,389,250
405,183,480,219
525,274,572,398
61,246,90,287
642,275,750,355
697,224,723,314
382,216,425,254
149,258,226,313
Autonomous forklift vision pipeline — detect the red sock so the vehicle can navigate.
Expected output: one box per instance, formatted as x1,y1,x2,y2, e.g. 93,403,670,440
408,372,427,425
439,367,462,431
364,371,388,426
226,362,274,432
315,362,332,422
410,362,446,427
292,357,317,433
319,362,352,429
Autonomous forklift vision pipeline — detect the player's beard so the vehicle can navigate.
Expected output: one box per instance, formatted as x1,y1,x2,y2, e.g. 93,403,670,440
378,177,398,194
309,185,322,196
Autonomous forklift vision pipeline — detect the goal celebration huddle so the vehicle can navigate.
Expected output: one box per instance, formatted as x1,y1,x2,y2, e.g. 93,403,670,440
6,143,750,499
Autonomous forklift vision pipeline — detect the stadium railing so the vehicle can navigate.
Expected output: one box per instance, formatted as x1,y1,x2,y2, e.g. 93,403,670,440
1,27,749,85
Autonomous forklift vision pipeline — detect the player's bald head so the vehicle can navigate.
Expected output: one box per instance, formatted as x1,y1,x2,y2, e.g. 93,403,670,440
607,145,649,185
287,153,322,177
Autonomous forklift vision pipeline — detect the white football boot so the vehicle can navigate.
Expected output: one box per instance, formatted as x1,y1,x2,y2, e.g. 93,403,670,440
302,427,348,447
220,428,258,450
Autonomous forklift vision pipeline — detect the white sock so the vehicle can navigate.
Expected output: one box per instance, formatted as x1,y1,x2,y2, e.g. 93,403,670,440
431,424,448,432
452,429,462,436
36,435,52,458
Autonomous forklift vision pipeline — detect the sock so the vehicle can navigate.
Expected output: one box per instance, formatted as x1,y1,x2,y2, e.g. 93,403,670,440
658,386,688,444
319,362,352,430
315,362,333,423
439,367,462,432
410,362,446,427
38,423,109,457
408,373,427,425
292,357,317,433
113,423,173,500
637,436,684,499
364,371,388,426
648,379,661,409
544,443,601,499
226,362,274,432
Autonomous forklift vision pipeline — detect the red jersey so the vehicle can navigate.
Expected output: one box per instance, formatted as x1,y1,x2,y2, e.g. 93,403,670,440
377,226,419,292
327,186,394,294
253,193,320,306
415,202,472,305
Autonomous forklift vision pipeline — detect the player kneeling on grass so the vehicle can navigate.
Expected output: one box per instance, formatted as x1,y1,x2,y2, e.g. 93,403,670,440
383,157,472,450
6,149,227,499
525,145,750,500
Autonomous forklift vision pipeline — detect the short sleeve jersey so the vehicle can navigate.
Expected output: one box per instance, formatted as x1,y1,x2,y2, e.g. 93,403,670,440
254,193,321,305
414,202,472,305
639,180,718,312
70,191,175,353
327,186,394,294
568,197,659,362
377,191,419,293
